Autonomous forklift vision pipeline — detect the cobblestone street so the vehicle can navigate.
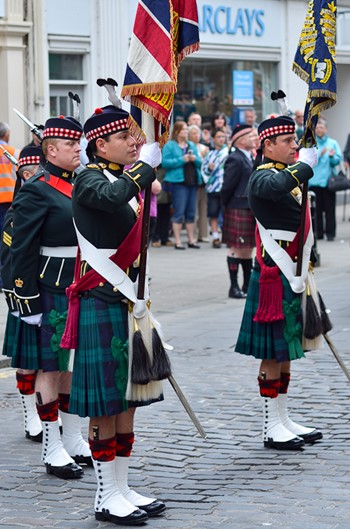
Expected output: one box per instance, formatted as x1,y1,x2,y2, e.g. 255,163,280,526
1,203,350,529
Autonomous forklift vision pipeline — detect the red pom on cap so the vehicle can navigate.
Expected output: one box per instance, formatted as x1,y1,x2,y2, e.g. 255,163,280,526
94,108,103,115
59,115,65,119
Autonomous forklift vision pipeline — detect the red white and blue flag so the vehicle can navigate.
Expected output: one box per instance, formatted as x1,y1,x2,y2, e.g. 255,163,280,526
121,0,200,144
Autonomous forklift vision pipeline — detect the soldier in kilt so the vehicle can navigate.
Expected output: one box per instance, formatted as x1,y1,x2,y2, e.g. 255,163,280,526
64,105,165,525
222,124,256,299
1,146,43,442
10,117,92,479
235,115,323,450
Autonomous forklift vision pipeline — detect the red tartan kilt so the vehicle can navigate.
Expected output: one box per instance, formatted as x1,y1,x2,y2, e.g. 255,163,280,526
222,207,256,248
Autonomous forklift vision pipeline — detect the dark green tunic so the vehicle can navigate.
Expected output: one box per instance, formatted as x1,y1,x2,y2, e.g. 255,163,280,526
11,162,77,315
69,158,161,417
1,207,19,359
10,162,77,371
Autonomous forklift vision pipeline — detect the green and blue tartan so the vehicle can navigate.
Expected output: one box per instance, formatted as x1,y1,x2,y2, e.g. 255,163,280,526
9,316,40,370
38,291,70,371
69,296,162,418
235,268,305,362
2,312,17,358
11,290,69,371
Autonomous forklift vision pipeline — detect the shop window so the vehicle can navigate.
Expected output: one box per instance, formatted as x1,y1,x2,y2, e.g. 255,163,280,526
176,58,278,128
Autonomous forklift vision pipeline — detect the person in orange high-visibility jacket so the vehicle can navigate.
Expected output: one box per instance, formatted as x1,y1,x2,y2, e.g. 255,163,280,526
0,121,20,290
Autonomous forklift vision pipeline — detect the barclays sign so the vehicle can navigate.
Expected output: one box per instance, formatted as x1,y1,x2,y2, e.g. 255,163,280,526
197,0,281,47
200,6,265,36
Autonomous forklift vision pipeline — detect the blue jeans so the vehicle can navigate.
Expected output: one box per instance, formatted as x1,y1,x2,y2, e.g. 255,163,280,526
171,183,197,224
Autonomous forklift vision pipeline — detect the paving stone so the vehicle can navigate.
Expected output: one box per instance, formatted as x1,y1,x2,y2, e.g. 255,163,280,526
1,203,350,527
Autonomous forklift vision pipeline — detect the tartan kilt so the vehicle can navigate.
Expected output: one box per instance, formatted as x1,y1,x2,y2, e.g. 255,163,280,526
10,316,40,370
222,208,256,248
38,290,70,372
2,312,18,358
235,268,305,362
11,290,70,372
69,296,163,418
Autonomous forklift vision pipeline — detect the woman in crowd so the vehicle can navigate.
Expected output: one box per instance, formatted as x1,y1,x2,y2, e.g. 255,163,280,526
162,121,202,250
188,124,209,242
211,112,231,145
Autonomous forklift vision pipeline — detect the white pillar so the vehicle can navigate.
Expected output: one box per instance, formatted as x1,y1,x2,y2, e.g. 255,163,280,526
90,0,132,110
0,0,31,146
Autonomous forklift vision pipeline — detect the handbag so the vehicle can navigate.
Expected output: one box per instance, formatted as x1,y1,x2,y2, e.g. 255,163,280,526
157,181,172,205
183,161,197,186
327,169,350,192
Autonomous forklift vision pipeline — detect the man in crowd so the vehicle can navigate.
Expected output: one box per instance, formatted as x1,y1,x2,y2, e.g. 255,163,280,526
243,108,258,128
0,121,20,290
294,109,304,141
221,124,256,298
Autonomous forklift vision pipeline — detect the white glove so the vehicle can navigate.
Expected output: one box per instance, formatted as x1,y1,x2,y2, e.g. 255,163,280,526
22,313,43,327
133,299,147,319
11,311,19,317
138,142,162,168
298,147,318,169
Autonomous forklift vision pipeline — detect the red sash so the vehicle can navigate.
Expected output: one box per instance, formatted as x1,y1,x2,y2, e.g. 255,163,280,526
60,198,144,349
254,204,311,323
39,175,73,198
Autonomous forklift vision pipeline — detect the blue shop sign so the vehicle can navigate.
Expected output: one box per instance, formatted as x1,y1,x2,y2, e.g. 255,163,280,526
233,71,254,105
199,5,265,36
196,0,282,47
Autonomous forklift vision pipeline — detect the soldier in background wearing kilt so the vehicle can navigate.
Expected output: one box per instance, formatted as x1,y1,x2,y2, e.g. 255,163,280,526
66,105,165,525
221,124,256,299
235,115,323,450
10,117,92,479
1,145,43,442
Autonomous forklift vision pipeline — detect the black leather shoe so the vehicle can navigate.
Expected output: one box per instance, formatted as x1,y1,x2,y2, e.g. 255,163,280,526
25,430,43,443
264,437,305,450
187,242,200,249
73,454,93,467
95,508,148,525
300,429,323,443
45,461,84,479
229,287,247,299
141,500,166,516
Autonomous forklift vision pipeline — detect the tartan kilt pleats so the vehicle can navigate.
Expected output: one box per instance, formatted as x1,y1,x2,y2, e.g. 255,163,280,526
222,208,256,248
235,269,306,362
69,296,163,418
10,290,69,371
2,312,19,358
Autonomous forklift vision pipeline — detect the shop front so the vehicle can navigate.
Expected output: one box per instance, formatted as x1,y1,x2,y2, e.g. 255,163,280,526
176,0,282,126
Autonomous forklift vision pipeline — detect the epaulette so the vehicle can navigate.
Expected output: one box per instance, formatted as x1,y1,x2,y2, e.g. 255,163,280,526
257,162,286,171
108,163,121,171
86,163,103,171
26,168,46,183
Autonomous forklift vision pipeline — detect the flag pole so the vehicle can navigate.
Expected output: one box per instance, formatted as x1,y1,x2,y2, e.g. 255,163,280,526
121,0,205,436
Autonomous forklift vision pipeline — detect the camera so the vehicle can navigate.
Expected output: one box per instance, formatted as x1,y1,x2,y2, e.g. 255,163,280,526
187,149,193,155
